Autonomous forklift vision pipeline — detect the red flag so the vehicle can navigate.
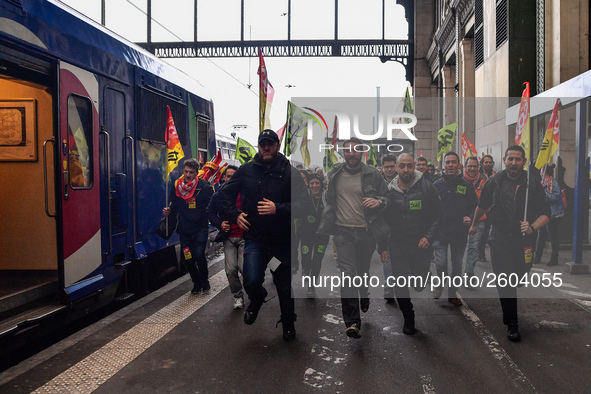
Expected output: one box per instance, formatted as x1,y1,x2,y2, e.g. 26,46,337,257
515,82,531,161
419,149,423,157
258,48,275,132
212,163,228,185
331,115,338,146
276,123,286,145
166,105,184,177
461,132,478,160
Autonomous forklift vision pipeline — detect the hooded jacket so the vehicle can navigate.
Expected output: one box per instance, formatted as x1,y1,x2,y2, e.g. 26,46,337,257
386,170,441,245
317,162,390,252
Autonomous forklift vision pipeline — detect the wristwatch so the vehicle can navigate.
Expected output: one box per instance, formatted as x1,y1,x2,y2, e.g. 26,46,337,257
529,225,535,233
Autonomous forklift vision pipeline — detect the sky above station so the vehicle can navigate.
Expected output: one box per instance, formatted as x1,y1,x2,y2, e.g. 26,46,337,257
59,0,411,158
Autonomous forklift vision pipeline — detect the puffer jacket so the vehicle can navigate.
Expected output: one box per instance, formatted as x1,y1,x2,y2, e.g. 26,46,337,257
386,170,441,244
317,162,390,252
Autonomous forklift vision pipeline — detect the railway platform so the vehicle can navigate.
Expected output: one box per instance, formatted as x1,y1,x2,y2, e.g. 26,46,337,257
1,246,591,393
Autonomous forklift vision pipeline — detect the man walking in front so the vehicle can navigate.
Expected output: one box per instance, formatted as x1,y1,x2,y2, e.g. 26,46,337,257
383,153,441,334
217,130,307,341
432,152,478,306
469,145,549,341
318,137,390,339
162,158,213,295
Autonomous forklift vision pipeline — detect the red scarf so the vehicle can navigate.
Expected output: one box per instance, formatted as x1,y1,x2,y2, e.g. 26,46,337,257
463,168,480,185
175,175,198,202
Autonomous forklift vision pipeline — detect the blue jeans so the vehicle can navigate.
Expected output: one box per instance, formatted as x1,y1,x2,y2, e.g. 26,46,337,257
243,240,294,322
433,239,467,297
180,227,209,289
465,221,485,275
333,226,376,327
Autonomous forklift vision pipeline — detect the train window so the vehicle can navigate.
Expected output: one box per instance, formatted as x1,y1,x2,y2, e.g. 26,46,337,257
67,95,93,188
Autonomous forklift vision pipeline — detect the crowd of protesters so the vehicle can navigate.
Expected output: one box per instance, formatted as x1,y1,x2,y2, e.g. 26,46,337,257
162,130,558,343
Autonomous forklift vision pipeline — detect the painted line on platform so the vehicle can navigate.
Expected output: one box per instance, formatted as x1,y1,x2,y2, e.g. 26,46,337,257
31,268,228,394
0,255,224,387
457,295,537,393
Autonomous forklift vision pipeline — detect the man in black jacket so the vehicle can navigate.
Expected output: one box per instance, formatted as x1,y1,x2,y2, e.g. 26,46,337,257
432,152,478,306
469,145,549,341
217,130,308,341
383,153,441,334
162,158,214,295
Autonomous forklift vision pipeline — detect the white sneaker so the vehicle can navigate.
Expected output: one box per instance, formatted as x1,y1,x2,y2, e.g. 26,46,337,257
233,297,245,310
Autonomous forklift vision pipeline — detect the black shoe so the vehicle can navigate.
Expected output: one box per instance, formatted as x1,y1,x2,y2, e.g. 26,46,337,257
384,290,396,304
244,299,264,325
191,285,202,294
276,319,296,341
507,324,521,342
345,323,361,339
403,315,416,335
360,298,370,313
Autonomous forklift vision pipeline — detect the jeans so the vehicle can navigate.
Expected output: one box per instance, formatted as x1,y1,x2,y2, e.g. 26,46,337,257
223,237,244,297
243,240,294,322
180,227,209,289
333,226,376,328
534,217,562,264
433,239,467,297
478,219,491,259
465,221,485,275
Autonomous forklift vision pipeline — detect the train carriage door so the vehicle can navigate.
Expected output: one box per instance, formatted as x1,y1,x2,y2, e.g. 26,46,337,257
102,83,133,263
59,62,101,290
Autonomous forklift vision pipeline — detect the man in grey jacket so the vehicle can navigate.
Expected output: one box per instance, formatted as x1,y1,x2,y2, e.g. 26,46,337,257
383,153,441,335
318,137,390,339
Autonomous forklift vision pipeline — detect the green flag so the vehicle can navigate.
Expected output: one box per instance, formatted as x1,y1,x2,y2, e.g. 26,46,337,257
300,128,311,167
284,101,309,156
368,140,377,166
437,122,457,161
403,87,414,124
235,137,256,164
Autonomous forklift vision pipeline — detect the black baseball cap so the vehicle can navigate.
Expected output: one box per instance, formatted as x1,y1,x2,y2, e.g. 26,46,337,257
258,129,280,144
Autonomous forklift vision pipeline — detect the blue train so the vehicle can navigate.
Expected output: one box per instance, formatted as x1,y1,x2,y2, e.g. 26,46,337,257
0,0,217,357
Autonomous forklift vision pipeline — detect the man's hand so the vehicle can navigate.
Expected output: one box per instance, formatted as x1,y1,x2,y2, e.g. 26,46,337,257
162,207,171,217
258,198,276,215
381,250,389,262
237,213,251,231
362,197,381,209
221,221,231,232
520,220,533,235
418,237,430,249
463,216,472,226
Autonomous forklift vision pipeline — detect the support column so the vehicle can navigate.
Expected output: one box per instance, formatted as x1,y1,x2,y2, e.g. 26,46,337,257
565,100,589,274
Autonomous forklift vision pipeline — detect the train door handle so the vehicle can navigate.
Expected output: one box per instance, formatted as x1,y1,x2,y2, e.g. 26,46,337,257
43,138,57,217
63,171,70,200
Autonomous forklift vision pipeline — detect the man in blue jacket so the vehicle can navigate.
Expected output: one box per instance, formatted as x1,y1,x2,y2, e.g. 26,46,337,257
163,158,214,295
217,130,307,341
432,152,478,306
